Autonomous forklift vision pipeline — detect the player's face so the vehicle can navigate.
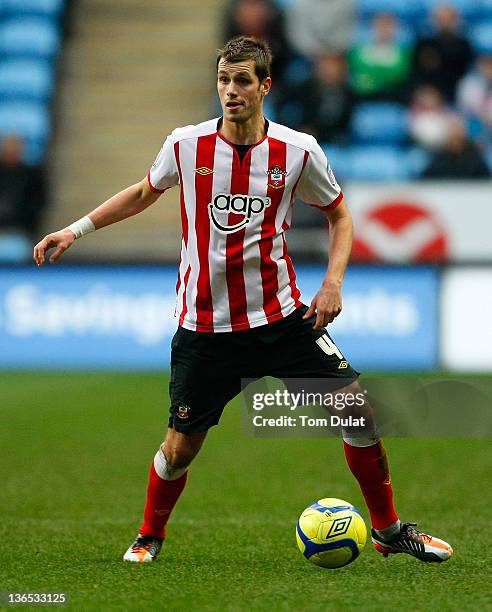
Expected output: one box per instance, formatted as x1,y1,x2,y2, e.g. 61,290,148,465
217,59,270,124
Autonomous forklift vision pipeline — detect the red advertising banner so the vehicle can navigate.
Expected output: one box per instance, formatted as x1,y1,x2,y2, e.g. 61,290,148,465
345,182,491,263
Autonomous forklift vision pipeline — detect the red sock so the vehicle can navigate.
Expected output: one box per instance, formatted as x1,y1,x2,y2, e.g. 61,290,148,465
139,462,188,539
343,440,399,530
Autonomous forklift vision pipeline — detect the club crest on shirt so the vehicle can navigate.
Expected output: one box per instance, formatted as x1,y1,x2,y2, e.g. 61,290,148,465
266,165,287,189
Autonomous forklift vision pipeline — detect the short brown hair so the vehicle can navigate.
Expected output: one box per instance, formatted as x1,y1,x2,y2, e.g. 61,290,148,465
216,36,272,81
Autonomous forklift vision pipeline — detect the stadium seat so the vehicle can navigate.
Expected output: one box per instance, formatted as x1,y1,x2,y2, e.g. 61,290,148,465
0,101,50,162
418,0,483,21
0,18,61,59
485,146,492,174
283,56,313,85
351,103,409,145
481,0,492,20
347,145,412,180
321,145,352,181
0,101,50,140
0,59,55,101
275,100,303,128
263,97,277,123
470,21,492,54
354,20,415,45
0,233,32,263
406,146,431,178
322,145,418,181
0,0,65,20
357,0,424,23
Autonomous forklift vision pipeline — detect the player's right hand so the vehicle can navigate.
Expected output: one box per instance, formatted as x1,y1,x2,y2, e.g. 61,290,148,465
33,229,76,266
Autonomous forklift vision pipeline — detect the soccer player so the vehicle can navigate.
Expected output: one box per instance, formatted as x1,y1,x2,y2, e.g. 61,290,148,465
34,36,452,564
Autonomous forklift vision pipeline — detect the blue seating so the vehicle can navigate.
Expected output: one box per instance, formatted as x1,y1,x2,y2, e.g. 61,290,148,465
481,0,492,20
486,146,492,173
0,101,50,140
470,21,492,54
406,147,431,177
0,233,32,263
321,144,424,181
263,97,277,123
321,145,352,181
354,20,415,45
0,59,55,101
0,3,65,165
276,99,303,127
351,103,409,145
0,0,65,20
419,0,483,21
0,101,50,163
350,145,412,180
357,0,424,23
283,56,313,85
0,18,61,59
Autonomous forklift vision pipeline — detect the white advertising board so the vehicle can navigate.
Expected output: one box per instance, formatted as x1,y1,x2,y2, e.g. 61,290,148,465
344,182,492,263
442,268,492,370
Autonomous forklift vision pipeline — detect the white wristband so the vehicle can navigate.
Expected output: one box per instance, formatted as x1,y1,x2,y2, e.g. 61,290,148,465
67,216,96,239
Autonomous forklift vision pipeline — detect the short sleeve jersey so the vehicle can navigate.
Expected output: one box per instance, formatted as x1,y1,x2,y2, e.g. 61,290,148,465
148,118,343,332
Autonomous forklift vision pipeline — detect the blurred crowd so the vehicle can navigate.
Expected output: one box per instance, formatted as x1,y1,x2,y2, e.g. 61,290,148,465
0,0,68,260
221,0,492,181
1,0,491,264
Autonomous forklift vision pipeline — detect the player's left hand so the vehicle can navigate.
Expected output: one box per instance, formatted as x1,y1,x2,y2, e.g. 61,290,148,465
302,279,342,330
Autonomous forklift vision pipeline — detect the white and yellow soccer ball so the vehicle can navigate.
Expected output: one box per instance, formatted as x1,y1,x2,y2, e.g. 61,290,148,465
296,498,367,569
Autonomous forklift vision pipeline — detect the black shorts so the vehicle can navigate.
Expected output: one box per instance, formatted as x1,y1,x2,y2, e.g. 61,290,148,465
168,305,359,434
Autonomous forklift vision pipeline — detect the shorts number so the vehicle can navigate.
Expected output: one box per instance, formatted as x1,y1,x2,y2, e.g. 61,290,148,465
315,334,344,360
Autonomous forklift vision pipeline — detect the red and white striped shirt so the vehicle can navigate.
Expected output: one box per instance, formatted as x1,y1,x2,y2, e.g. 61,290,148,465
148,118,343,332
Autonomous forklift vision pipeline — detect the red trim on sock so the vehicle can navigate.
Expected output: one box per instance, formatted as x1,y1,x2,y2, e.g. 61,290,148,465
343,440,399,530
139,462,188,539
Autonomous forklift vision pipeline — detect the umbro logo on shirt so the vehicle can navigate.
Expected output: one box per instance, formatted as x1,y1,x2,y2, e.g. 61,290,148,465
208,193,271,234
195,167,214,175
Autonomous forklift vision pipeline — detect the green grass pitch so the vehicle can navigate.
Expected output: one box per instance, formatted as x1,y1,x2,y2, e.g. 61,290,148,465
0,372,490,611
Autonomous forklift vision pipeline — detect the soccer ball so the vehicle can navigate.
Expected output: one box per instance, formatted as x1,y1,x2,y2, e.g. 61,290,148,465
296,498,367,569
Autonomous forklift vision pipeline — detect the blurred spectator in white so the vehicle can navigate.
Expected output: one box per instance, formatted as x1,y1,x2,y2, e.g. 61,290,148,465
414,4,474,103
0,135,46,236
457,54,492,144
276,52,354,143
223,0,292,82
409,85,457,150
421,117,490,179
349,13,412,101
286,0,356,57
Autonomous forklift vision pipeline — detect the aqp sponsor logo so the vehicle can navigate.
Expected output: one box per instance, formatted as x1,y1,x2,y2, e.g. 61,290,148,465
208,192,271,234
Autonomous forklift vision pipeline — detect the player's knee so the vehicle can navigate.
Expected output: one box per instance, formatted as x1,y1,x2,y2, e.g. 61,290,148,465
161,428,206,472
161,443,195,472
337,380,380,446
340,380,373,416
167,451,192,471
